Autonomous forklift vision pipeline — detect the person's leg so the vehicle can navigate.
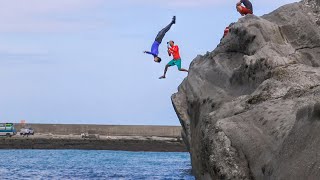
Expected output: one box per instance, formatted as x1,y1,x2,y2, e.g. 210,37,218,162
163,64,170,76
159,65,170,79
176,59,189,72
159,60,174,79
155,17,175,43
179,68,189,72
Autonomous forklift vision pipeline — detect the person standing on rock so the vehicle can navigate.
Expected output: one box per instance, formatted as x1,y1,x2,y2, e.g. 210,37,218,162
236,0,253,16
223,26,230,38
144,16,176,63
159,40,188,79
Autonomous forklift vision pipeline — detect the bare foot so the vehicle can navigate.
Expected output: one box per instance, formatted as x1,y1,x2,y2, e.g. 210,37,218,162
159,76,166,79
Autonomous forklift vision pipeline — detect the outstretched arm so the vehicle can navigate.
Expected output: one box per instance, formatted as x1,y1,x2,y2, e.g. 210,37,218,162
144,51,153,55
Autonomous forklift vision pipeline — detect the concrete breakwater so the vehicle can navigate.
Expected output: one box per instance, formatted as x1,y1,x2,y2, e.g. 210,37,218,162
13,124,182,137
0,124,186,152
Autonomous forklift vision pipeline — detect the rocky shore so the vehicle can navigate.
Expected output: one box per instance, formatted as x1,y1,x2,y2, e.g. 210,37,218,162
0,134,186,152
172,0,320,179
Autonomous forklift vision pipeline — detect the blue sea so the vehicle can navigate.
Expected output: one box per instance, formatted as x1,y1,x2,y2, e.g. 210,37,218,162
0,150,194,180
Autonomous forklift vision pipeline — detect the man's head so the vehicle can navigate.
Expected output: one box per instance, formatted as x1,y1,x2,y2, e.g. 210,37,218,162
169,40,175,47
154,56,161,63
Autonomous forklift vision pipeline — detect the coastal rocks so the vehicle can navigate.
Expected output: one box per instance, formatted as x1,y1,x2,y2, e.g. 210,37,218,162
0,135,186,152
172,0,320,179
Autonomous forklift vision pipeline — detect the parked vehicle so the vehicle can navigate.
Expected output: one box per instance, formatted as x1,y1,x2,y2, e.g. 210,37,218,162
81,133,100,139
20,127,34,136
0,123,16,137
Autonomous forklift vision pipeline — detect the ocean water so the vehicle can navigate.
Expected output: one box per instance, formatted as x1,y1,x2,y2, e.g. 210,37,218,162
0,150,194,180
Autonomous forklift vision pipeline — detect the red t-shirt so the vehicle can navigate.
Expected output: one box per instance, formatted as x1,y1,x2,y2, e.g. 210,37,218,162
223,27,230,37
168,45,181,60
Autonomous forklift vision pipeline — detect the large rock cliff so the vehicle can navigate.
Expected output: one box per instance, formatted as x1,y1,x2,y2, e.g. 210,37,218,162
172,0,320,179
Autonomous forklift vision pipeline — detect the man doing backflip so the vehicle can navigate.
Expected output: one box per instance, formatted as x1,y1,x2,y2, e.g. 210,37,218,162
144,16,176,63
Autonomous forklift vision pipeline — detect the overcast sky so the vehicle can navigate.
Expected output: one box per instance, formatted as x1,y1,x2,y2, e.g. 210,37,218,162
0,0,299,125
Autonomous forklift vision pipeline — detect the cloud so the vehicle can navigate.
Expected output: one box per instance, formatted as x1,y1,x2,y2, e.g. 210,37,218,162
156,0,226,7
0,43,50,64
132,0,299,8
132,0,228,7
0,0,300,33
0,43,47,55
0,0,105,32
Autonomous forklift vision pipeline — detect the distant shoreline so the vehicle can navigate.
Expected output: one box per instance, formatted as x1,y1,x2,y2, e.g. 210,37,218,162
2,124,186,152
0,135,187,152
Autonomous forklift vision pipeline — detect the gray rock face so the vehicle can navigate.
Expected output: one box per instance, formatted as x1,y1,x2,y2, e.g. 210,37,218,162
171,0,320,179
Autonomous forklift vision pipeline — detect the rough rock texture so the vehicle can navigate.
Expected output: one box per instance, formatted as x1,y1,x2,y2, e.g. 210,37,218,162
172,0,320,179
